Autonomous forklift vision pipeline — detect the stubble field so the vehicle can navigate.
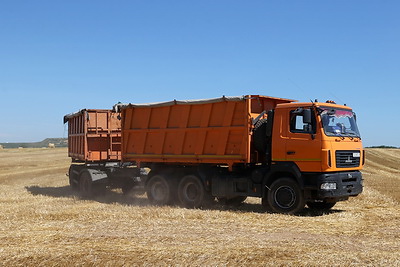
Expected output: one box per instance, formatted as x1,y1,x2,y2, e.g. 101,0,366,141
0,148,399,266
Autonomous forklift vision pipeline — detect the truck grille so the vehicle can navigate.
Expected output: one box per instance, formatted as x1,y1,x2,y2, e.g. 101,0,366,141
336,150,361,168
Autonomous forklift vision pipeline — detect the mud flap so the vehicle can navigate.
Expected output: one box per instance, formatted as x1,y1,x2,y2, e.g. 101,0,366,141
85,169,109,183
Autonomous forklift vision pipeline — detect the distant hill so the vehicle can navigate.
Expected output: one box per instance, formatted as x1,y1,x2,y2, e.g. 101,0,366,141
0,138,68,149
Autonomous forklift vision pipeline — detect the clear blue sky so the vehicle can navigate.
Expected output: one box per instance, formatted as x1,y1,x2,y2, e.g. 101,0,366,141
0,1,399,147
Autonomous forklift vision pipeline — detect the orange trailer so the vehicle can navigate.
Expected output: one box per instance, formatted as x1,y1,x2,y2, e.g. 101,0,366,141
64,110,137,194
64,109,121,162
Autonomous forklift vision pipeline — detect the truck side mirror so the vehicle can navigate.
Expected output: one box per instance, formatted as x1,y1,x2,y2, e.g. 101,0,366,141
303,109,312,124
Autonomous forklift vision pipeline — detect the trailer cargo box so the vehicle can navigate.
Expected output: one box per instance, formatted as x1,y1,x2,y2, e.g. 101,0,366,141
64,109,121,162
118,95,295,168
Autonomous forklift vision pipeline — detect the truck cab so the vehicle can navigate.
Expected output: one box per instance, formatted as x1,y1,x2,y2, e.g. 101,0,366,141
266,100,363,212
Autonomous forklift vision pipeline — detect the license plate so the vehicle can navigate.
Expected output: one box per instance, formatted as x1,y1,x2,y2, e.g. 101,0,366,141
353,152,360,158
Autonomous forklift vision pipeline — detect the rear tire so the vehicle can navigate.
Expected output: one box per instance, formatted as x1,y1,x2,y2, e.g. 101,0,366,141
178,175,213,208
146,175,172,206
266,178,305,214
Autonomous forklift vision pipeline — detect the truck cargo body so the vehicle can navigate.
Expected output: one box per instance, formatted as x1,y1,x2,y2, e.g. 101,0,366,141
116,95,363,213
120,95,293,168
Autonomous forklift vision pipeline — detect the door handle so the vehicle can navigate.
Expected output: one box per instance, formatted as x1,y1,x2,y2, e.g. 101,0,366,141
287,151,296,155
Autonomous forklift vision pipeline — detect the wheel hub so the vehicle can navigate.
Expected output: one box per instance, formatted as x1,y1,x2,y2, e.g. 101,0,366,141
152,182,166,201
184,183,198,201
274,185,296,209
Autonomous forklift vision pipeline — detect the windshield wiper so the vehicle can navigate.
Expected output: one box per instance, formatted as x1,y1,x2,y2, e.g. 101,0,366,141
335,133,345,140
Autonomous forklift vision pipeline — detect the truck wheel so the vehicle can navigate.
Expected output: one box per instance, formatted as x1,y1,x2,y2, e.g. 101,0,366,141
266,178,305,214
146,175,171,205
178,175,212,208
79,171,94,198
307,201,336,210
68,165,80,191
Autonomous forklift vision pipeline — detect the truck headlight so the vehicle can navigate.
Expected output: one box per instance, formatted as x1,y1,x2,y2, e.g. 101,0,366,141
321,182,337,190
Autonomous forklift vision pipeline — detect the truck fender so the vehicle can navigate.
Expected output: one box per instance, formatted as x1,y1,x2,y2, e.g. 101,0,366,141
81,169,109,183
262,162,303,195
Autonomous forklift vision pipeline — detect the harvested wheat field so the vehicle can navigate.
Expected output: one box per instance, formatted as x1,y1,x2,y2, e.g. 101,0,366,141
0,148,399,266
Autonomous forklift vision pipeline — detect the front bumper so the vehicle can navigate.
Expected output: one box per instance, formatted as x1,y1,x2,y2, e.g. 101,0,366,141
304,171,363,201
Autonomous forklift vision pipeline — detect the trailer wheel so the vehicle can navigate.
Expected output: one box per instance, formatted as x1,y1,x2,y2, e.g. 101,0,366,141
307,201,336,210
265,178,305,214
79,171,94,198
178,175,213,208
79,170,106,198
146,175,171,205
68,166,79,191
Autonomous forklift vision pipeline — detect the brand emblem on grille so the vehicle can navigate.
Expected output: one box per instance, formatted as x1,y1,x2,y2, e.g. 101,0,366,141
345,156,352,163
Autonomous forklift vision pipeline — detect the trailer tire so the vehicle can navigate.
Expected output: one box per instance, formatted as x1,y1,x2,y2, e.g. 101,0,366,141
265,178,305,214
146,175,171,206
79,171,94,198
178,175,213,208
79,170,106,198
69,167,79,191
307,201,336,210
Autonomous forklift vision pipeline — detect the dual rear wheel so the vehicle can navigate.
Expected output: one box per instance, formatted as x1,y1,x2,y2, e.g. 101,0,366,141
146,173,213,208
146,174,307,214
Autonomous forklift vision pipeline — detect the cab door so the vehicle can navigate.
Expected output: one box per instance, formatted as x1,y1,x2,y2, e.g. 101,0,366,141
284,108,322,172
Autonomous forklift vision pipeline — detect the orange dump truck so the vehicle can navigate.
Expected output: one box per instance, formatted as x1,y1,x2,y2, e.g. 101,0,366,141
65,95,364,214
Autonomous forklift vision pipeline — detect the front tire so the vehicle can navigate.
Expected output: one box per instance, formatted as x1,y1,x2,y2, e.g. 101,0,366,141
265,178,305,214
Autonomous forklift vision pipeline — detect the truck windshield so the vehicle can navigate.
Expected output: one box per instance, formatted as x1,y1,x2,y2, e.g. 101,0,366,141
319,107,361,138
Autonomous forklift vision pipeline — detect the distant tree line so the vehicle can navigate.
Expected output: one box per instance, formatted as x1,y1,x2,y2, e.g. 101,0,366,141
366,145,399,149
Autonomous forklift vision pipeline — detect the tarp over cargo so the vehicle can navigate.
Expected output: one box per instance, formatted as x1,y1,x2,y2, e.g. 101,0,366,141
113,95,296,112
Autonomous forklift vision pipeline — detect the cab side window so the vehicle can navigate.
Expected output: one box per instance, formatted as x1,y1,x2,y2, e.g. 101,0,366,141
290,110,315,134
